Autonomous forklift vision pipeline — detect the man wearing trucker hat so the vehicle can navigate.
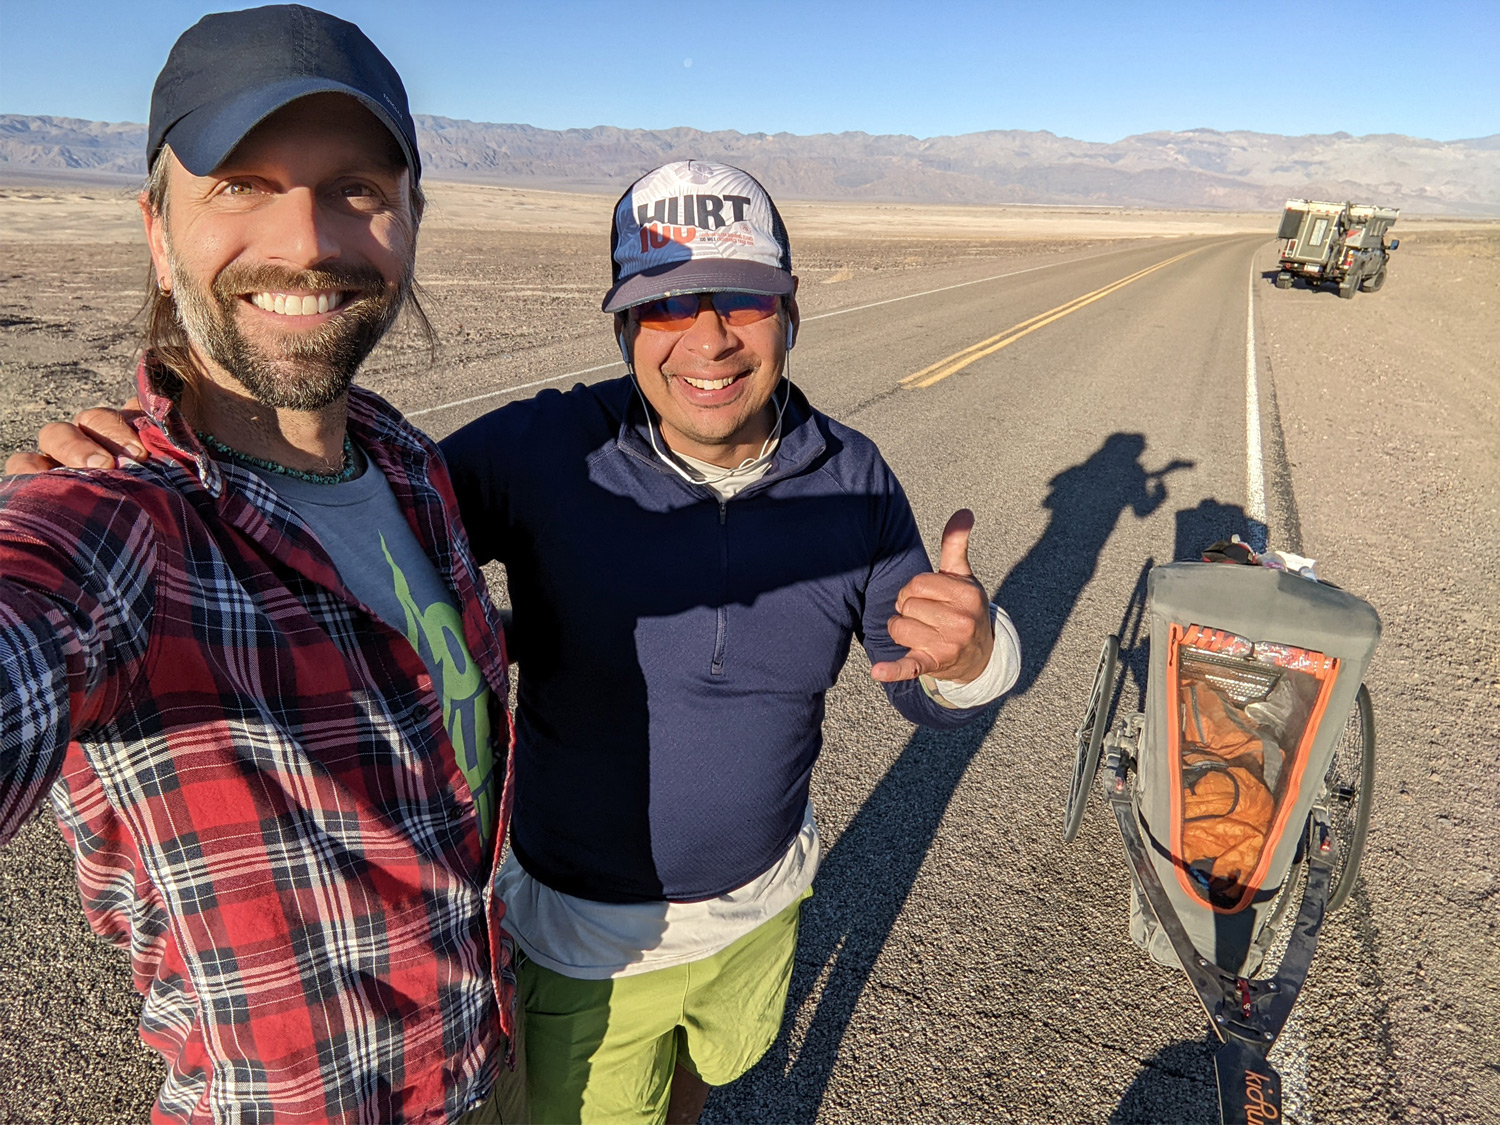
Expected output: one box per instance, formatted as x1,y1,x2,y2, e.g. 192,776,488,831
0,6,523,1122
438,160,1022,1123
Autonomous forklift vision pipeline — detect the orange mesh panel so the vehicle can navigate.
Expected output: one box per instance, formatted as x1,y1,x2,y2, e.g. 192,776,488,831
1166,624,1339,912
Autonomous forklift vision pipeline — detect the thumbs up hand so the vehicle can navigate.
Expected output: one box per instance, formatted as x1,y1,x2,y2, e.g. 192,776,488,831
870,509,994,684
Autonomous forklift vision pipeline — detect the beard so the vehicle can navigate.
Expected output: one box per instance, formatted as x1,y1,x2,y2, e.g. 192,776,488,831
166,241,410,411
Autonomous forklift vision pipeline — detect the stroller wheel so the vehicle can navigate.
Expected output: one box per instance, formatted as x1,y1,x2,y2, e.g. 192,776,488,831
1324,684,1376,911
1064,634,1119,842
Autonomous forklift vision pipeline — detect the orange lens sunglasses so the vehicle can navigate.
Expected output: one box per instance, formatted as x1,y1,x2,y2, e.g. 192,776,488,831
630,292,780,332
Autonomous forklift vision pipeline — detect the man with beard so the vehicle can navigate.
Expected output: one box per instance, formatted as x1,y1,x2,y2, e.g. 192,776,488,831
0,6,521,1123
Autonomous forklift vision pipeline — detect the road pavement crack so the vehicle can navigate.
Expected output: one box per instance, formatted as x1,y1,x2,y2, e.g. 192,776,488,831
838,382,904,423
1257,321,1305,556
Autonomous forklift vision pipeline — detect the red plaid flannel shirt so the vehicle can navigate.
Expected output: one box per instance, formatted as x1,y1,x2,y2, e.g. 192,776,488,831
0,361,515,1123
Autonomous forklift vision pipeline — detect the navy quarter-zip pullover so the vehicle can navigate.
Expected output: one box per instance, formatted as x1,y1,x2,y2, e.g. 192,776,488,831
442,377,987,904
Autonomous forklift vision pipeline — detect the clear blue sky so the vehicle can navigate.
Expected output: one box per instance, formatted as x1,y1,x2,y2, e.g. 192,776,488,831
2,1,1495,142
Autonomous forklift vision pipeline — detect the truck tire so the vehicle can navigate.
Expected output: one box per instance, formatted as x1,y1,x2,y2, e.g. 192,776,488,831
1360,266,1387,292
1338,272,1359,299
1275,272,1293,289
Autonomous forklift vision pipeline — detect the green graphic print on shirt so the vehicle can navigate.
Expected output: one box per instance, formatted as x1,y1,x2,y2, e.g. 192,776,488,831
381,533,496,841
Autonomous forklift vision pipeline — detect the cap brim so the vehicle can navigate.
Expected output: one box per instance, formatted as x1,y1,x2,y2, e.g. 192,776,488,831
161,77,420,180
602,259,794,313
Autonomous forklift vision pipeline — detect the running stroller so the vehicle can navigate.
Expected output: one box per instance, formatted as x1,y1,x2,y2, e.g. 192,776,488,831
1065,556,1380,1124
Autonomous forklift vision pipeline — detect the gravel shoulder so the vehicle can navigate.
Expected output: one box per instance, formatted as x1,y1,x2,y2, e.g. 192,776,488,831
1253,229,1500,1121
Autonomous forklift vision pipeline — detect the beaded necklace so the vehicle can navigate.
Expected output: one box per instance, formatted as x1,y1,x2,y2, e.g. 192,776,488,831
195,430,359,485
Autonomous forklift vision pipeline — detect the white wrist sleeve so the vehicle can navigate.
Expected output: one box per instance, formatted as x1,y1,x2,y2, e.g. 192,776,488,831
925,604,1021,708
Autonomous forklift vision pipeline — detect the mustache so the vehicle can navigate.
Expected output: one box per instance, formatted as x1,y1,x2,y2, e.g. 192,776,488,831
211,262,392,300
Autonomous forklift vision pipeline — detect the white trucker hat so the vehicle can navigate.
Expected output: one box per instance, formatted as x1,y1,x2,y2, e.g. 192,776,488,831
601,160,795,313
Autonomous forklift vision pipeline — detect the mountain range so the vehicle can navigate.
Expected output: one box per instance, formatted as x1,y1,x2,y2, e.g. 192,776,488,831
3,114,1496,216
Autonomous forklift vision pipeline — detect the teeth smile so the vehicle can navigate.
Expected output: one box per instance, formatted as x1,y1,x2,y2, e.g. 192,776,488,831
248,290,347,316
681,375,738,391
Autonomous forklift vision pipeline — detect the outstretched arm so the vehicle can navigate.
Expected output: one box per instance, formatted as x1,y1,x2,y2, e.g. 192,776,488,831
0,476,156,843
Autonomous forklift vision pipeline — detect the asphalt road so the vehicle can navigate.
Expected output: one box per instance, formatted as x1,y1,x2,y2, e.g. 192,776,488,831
407,232,1497,1123
3,231,1495,1123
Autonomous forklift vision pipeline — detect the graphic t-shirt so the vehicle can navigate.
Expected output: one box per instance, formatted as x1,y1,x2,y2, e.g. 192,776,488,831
245,453,497,841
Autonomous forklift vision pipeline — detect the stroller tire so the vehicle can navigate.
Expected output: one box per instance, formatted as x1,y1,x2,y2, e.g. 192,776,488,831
1064,633,1119,842
1325,683,1376,912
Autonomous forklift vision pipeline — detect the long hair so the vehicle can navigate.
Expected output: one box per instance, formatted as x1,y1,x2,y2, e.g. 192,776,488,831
137,145,437,400
138,148,194,398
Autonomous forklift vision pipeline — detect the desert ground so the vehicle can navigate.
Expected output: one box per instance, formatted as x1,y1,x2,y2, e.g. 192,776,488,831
0,180,1496,1123
0,181,1294,461
0,177,1477,457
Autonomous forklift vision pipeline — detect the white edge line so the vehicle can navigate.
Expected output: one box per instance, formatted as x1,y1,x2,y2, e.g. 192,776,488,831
1245,257,1269,552
1249,247,1311,1122
803,256,1081,323
1272,1005,1313,1125
406,246,1139,418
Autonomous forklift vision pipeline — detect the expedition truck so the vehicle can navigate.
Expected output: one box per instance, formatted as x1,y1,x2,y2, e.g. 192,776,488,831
1275,199,1399,298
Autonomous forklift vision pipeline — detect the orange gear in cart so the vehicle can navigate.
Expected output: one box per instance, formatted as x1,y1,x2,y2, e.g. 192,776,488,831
1178,681,1278,897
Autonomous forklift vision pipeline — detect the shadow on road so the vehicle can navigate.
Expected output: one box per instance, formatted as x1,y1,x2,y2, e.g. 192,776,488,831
708,433,1200,1122
1113,498,1251,735
1259,267,1336,295
1107,1035,1220,1124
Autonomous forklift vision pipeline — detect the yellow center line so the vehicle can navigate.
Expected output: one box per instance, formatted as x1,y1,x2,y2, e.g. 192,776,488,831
900,247,1207,389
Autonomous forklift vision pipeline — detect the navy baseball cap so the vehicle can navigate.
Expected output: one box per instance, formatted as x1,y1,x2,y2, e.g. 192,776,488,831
148,4,420,180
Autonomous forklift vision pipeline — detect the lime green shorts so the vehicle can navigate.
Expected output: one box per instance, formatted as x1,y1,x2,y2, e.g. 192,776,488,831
520,888,809,1124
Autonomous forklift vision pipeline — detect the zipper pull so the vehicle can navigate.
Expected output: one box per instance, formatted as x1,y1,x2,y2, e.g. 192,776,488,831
719,501,727,525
